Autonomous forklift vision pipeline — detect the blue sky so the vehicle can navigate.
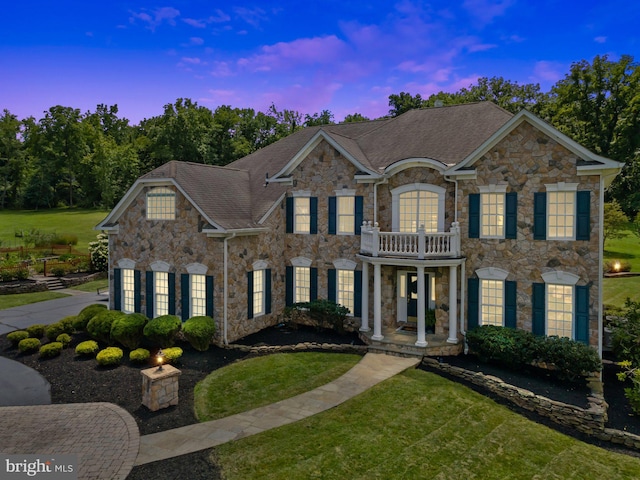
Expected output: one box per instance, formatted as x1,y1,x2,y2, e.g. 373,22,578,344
1,0,639,124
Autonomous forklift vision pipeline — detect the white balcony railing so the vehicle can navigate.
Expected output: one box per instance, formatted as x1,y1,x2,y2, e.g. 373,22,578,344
360,221,461,259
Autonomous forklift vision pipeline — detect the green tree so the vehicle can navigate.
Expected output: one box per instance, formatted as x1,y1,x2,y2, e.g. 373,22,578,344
0,109,26,208
388,92,426,116
342,113,370,123
604,200,629,245
304,110,334,127
544,55,640,215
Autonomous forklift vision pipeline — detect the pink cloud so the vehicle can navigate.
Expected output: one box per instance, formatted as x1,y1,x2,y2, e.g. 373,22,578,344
234,7,268,28
183,9,230,28
594,36,607,44
129,7,180,32
531,61,564,85
210,61,234,77
462,0,514,26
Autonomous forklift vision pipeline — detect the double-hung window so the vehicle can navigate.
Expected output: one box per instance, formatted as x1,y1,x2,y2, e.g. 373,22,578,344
469,185,516,239
154,271,169,317
286,192,317,234
147,187,175,220
337,269,355,314
248,261,271,319
329,190,363,235
122,268,135,314
190,274,207,317
480,279,504,326
328,259,362,317
546,283,573,338
534,183,590,241
467,268,516,330
294,266,311,303
181,265,213,320
253,270,265,317
294,198,311,234
286,257,317,306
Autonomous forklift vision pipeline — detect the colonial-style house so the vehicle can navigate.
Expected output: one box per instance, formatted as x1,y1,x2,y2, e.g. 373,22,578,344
97,102,622,357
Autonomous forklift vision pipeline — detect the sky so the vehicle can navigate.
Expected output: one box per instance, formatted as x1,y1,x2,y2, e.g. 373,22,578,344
1,0,639,125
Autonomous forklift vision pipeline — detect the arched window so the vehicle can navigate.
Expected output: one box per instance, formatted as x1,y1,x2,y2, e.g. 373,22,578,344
392,184,445,232
146,187,175,220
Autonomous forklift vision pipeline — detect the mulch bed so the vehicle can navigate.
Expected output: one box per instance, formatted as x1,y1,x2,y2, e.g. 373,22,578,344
1,326,639,479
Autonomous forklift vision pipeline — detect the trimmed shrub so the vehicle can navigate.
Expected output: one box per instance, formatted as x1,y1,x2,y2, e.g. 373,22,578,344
15,268,29,281
58,315,76,334
96,347,123,366
44,322,66,342
612,299,640,366
129,348,150,364
56,333,72,348
87,310,125,344
182,316,216,351
111,313,148,350
7,330,29,346
161,347,183,364
26,324,46,338
466,325,601,382
75,340,100,357
285,299,349,333
73,304,107,331
143,315,181,347
39,342,63,358
18,338,41,353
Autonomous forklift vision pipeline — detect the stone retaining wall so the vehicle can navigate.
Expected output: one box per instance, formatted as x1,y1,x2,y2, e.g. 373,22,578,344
225,342,368,355
422,357,640,450
0,280,48,295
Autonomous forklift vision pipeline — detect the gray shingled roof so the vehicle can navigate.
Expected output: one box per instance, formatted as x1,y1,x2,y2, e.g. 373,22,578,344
139,102,514,230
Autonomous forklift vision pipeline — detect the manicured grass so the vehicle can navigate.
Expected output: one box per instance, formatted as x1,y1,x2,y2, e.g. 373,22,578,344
604,232,640,308
214,368,640,480
194,352,361,422
0,291,70,310
70,278,109,293
0,208,110,251
603,276,640,308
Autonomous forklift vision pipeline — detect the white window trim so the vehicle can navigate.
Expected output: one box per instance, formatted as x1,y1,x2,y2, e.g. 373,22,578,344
154,271,169,317
336,269,355,317
542,270,579,339
476,267,509,281
186,263,208,275
252,260,269,270
146,186,176,220
190,273,207,317
391,183,446,232
150,260,171,272
121,268,135,314
478,184,508,194
541,271,579,286
292,190,312,197
291,256,312,267
252,269,266,317
479,278,505,327
333,258,357,270
334,188,356,196
545,183,578,241
117,258,136,269
336,195,356,235
478,184,508,240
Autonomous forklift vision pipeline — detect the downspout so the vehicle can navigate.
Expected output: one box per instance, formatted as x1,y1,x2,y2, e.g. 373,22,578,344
598,176,605,359
223,232,237,345
373,177,388,224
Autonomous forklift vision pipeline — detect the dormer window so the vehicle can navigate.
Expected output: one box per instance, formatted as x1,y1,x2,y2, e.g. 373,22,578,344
147,187,175,220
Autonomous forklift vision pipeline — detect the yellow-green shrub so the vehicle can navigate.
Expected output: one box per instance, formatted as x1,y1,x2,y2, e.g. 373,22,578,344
7,330,29,346
96,347,123,366
39,342,63,358
18,338,41,353
75,340,99,357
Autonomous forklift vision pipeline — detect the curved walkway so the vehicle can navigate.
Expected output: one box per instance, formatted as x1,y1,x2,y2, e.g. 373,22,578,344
0,356,51,406
135,352,419,466
0,402,139,480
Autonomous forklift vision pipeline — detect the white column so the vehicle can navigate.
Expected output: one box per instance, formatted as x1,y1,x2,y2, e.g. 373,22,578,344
415,266,427,347
448,264,459,344
372,263,383,340
359,261,370,332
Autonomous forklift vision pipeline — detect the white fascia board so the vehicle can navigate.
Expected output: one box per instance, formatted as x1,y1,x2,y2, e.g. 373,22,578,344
258,192,286,225
204,227,268,238
444,109,623,176
269,130,376,180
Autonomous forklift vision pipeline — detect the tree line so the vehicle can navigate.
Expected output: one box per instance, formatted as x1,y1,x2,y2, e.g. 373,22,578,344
1,55,639,215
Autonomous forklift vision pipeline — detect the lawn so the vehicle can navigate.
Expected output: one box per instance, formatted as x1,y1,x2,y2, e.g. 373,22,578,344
0,208,110,251
214,368,640,480
0,291,69,310
604,232,640,308
194,352,362,421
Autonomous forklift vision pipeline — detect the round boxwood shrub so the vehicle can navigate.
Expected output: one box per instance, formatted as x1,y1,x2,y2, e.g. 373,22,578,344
39,342,63,359
75,340,99,357
111,313,148,350
56,333,72,348
161,347,183,364
182,316,216,351
96,347,123,367
7,330,29,346
18,338,41,354
129,348,150,364
44,322,66,342
143,315,182,347
73,304,108,331
26,324,46,338
87,310,125,344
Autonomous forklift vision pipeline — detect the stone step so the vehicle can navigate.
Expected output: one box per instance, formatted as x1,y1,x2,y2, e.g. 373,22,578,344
44,277,65,290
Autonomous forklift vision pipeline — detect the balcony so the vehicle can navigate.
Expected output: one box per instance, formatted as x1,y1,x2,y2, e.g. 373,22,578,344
360,221,461,259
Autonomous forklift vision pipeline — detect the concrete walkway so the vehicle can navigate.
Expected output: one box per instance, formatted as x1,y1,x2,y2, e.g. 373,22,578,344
135,352,420,466
0,356,51,406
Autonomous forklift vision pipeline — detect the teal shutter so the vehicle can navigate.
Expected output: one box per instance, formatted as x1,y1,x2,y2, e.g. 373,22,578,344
310,197,318,234
285,266,293,306
247,271,254,319
146,271,154,318
181,274,190,321
205,275,214,318
575,285,590,344
505,280,517,328
265,269,272,314
328,197,337,234
328,269,336,302
286,197,293,233
168,272,176,315
354,270,362,317
355,196,364,235
576,191,591,241
469,194,480,238
310,267,318,301
467,278,479,329
532,282,545,335
113,268,122,311
134,270,141,313
533,192,547,240
505,192,517,239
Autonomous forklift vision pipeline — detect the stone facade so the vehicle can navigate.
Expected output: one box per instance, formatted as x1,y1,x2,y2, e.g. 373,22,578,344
141,364,181,411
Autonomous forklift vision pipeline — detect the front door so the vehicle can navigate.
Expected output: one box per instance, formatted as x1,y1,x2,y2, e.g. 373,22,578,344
407,272,429,322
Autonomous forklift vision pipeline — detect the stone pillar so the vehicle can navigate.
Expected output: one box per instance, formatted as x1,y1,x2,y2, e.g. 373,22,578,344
448,265,459,344
372,263,383,341
360,261,370,332
415,266,427,347
141,365,181,411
